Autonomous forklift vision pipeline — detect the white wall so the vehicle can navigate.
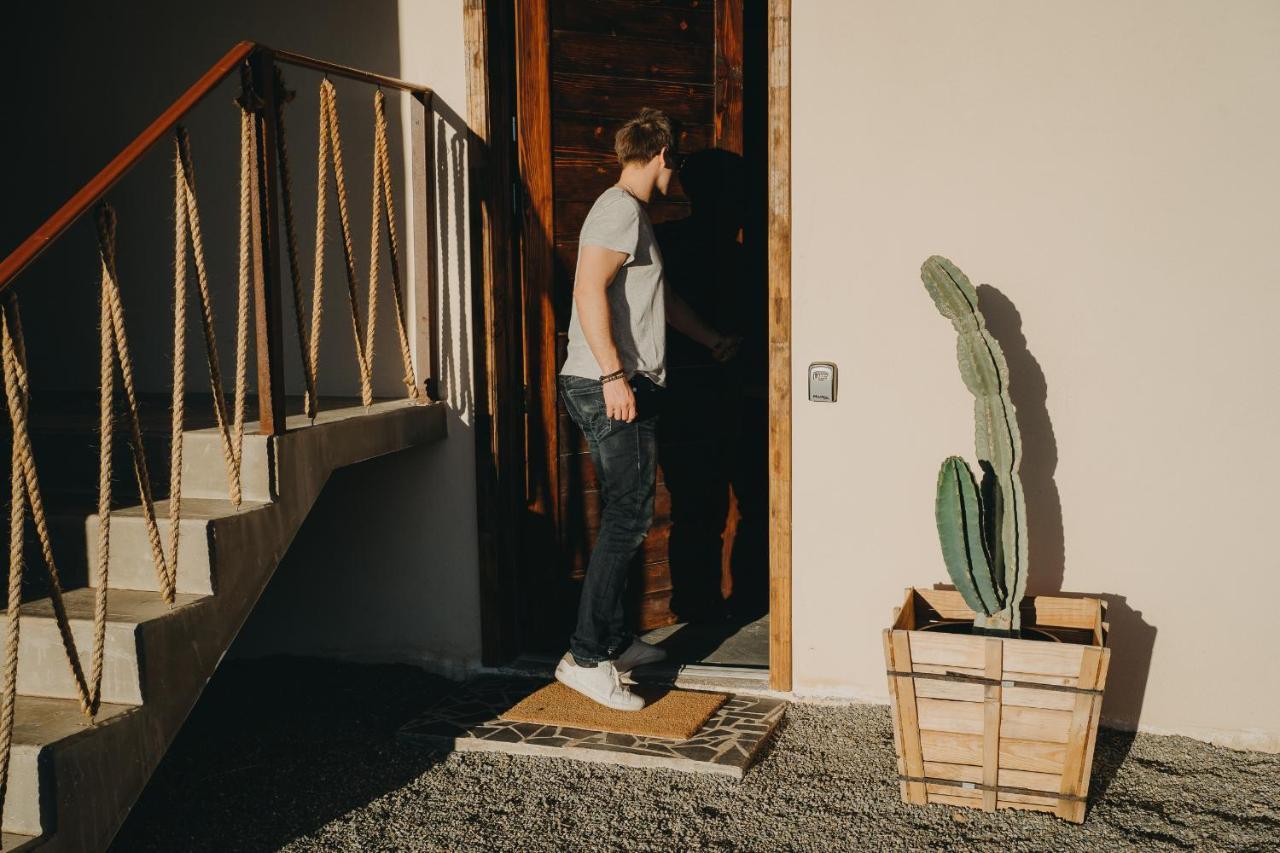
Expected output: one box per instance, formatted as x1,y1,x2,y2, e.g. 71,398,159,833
1,1,482,672
790,0,1280,751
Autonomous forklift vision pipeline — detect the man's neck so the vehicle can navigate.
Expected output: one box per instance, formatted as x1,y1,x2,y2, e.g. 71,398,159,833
616,166,654,203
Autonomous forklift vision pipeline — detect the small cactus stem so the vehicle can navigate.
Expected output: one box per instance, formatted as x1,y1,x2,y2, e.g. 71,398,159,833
934,456,1000,616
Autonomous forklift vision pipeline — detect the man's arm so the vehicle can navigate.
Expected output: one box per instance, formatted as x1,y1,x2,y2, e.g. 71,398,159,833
574,243,638,422
664,278,741,362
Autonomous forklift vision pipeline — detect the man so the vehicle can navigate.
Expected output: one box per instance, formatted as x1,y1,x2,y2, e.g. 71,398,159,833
556,108,739,711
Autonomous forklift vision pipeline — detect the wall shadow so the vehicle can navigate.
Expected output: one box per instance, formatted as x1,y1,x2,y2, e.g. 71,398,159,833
973,283,1159,807
976,283,1065,595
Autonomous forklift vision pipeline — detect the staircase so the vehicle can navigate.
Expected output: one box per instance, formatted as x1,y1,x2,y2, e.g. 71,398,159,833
0,41,453,852
0,399,445,850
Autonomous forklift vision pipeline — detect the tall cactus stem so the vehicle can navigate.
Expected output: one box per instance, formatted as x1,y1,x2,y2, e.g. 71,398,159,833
921,256,1030,631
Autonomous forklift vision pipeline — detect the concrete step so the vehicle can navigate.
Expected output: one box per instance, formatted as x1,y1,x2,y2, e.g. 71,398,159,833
0,588,206,707
86,497,271,595
178,429,272,503
1,832,40,852
0,695,136,839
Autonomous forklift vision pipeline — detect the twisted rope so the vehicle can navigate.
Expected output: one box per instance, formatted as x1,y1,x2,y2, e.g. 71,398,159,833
272,67,320,420
0,300,26,807
318,79,375,406
371,89,422,403
173,122,252,506
97,208,176,605
0,298,95,717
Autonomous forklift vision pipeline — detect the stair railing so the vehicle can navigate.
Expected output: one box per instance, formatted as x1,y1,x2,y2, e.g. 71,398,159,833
0,41,438,817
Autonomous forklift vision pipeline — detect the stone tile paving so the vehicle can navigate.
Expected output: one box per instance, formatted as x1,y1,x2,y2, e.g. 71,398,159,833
398,676,785,778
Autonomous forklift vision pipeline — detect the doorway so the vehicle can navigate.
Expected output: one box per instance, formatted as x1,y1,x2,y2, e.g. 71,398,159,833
509,0,777,678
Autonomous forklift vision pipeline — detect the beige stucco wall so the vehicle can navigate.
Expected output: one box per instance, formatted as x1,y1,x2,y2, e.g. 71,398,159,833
790,0,1280,751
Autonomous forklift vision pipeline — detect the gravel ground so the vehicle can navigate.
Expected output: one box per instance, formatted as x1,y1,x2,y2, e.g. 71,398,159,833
111,657,1279,852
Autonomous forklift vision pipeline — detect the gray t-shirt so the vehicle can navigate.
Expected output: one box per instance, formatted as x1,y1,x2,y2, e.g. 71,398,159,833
560,187,667,387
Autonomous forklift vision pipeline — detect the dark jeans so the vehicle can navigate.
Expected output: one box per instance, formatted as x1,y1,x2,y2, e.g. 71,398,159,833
559,372,663,665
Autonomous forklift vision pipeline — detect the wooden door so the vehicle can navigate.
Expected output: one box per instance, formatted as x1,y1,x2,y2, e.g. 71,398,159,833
515,0,767,651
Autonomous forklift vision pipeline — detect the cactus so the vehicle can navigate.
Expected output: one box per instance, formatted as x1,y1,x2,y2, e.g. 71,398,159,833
921,256,1029,632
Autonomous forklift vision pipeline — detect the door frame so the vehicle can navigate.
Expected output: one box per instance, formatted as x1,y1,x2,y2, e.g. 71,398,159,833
466,0,793,691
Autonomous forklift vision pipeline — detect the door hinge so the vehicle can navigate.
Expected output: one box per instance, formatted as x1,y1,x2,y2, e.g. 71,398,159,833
521,383,531,414
512,115,517,142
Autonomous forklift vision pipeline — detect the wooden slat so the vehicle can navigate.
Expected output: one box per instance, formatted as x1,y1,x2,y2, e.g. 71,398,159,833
914,678,984,704
1002,705,1074,744
919,730,982,767
553,114,712,156
465,0,525,666
1028,595,1103,631
913,587,974,621
553,73,713,125
1003,684,1077,712
889,630,927,804
251,51,287,436
1074,647,1110,818
766,0,791,692
1001,737,1068,775
982,638,1002,811
551,30,713,83
883,630,910,801
1056,645,1104,822
1000,768,1063,794
908,631,987,670
918,698,983,736
1003,638,1085,678
552,0,713,45
714,0,744,152
920,731,1068,775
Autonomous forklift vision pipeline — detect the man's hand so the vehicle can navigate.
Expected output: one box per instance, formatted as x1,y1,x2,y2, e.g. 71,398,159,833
603,377,637,422
710,334,743,364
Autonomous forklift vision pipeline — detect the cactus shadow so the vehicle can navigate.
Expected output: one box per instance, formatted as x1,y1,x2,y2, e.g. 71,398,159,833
975,284,1065,596
973,286,1159,812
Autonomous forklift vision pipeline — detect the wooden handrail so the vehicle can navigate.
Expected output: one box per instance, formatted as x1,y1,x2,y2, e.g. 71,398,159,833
0,41,433,294
273,49,432,95
0,41,257,293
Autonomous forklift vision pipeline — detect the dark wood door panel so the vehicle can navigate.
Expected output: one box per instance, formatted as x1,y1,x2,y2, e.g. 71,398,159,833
551,0,713,45
553,74,712,126
552,30,713,84
553,114,712,156
520,0,758,644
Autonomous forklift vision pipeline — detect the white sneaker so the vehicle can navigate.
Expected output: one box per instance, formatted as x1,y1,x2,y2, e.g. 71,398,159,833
555,654,645,711
613,638,668,673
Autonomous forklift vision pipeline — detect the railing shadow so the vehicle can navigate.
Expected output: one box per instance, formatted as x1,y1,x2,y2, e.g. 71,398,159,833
110,657,454,852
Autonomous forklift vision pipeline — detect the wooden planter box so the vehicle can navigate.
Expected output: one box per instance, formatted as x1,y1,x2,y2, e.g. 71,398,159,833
883,587,1110,823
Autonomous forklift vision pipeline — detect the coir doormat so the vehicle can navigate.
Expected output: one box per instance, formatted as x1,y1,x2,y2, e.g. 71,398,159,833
500,682,728,740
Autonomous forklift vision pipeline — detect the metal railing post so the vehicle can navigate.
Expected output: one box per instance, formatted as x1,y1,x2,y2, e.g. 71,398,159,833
409,90,438,402
250,48,287,434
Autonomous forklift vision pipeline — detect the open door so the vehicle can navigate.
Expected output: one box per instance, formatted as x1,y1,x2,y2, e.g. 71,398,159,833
514,0,770,666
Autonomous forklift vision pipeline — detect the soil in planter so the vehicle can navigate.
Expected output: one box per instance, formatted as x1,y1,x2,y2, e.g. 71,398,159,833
917,621,1061,642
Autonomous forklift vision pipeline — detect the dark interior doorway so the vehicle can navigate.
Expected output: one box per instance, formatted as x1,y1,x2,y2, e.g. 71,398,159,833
513,0,770,671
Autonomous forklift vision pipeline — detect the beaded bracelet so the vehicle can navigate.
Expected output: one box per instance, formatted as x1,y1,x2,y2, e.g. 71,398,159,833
600,369,626,384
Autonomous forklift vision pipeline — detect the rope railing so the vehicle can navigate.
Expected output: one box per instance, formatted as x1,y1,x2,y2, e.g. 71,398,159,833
0,48,434,819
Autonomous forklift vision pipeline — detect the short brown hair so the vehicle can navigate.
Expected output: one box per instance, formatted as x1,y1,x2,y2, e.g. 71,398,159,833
614,108,674,166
